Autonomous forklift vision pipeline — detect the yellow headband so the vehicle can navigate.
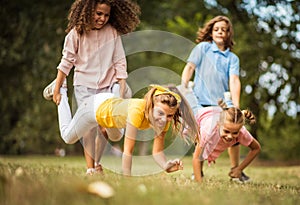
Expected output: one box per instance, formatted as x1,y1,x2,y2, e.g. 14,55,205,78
150,84,181,104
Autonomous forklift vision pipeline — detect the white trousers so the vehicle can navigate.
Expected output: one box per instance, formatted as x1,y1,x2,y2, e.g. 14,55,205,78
58,89,123,144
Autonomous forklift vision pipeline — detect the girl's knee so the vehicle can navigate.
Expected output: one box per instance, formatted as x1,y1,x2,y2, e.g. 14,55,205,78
61,135,77,144
108,134,123,142
106,128,124,142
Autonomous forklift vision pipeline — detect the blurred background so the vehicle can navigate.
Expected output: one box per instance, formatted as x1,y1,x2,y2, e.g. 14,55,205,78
0,0,299,161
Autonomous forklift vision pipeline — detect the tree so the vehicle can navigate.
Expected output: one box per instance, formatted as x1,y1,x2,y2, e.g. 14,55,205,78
137,0,300,159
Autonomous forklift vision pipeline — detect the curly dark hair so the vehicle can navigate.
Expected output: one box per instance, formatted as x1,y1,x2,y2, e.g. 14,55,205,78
196,16,235,50
66,0,140,35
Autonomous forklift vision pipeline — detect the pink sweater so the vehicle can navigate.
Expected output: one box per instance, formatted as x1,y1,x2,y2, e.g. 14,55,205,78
196,107,254,163
57,24,128,89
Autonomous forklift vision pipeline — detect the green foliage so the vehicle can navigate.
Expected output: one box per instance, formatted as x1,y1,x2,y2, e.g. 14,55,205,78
0,0,73,154
259,111,300,160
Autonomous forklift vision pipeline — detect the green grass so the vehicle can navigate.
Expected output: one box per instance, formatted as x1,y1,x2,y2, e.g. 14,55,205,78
0,155,299,205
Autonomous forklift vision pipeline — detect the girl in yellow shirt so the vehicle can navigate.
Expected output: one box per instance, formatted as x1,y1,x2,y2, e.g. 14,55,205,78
56,84,198,175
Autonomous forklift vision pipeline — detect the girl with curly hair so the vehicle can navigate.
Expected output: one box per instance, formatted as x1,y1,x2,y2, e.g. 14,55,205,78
43,0,140,175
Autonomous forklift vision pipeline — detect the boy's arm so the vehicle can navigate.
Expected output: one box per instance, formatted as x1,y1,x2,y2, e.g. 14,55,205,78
229,74,241,108
181,62,196,88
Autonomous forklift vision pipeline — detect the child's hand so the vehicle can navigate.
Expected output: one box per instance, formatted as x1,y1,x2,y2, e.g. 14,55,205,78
228,167,242,178
165,159,183,173
177,81,194,96
53,93,62,105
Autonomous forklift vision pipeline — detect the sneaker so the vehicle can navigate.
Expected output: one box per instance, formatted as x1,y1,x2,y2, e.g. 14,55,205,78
241,172,251,182
86,168,95,175
230,172,251,184
230,177,244,184
43,79,56,100
94,163,104,174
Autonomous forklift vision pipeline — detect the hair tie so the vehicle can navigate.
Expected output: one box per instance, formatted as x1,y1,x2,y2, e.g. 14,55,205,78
149,84,181,104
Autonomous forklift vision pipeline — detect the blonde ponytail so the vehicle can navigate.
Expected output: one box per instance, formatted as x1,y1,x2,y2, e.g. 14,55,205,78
218,99,228,110
218,99,255,126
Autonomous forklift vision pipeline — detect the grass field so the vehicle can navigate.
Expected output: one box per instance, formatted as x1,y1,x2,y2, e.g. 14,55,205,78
0,155,299,205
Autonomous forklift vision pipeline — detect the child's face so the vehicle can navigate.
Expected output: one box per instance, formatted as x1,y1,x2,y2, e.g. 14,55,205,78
93,3,111,30
212,20,228,50
219,122,242,144
151,102,177,129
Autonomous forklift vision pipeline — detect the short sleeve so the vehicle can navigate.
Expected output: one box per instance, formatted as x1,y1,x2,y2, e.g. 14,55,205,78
127,106,143,128
187,43,205,66
126,100,146,129
238,126,254,146
229,53,240,76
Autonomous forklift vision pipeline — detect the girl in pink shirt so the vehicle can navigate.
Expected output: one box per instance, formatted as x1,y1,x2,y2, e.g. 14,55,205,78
192,99,261,183
43,0,140,175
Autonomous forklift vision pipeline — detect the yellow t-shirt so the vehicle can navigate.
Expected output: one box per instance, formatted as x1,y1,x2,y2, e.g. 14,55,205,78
95,98,170,131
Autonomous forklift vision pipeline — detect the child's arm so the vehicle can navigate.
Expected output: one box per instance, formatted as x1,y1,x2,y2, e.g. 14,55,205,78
229,74,241,108
152,132,183,173
229,138,261,178
113,35,127,97
53,70,67,105
181,62,196,88
122,123,138,176
193,143,204,182
117,78,126,98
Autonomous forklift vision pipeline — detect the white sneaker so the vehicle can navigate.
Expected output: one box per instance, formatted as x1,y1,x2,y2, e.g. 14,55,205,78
86,168,96,175
43,79,56,100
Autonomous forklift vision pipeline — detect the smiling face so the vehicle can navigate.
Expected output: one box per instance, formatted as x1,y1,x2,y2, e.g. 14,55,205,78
211,20,229,51
219,122,243,144
149,102,177,135
92,3,111,30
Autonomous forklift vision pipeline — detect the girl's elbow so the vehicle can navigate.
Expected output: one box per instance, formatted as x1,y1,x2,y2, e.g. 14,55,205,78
256,143,262,153
257,146,261,154
253,145,261,156
250,140,261,154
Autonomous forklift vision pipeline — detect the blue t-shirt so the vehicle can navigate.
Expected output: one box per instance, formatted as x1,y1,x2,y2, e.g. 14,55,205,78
187,41,239,106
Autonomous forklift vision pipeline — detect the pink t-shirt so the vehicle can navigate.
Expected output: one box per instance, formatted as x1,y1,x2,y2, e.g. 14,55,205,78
57,24,128,89
196,107,254,163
